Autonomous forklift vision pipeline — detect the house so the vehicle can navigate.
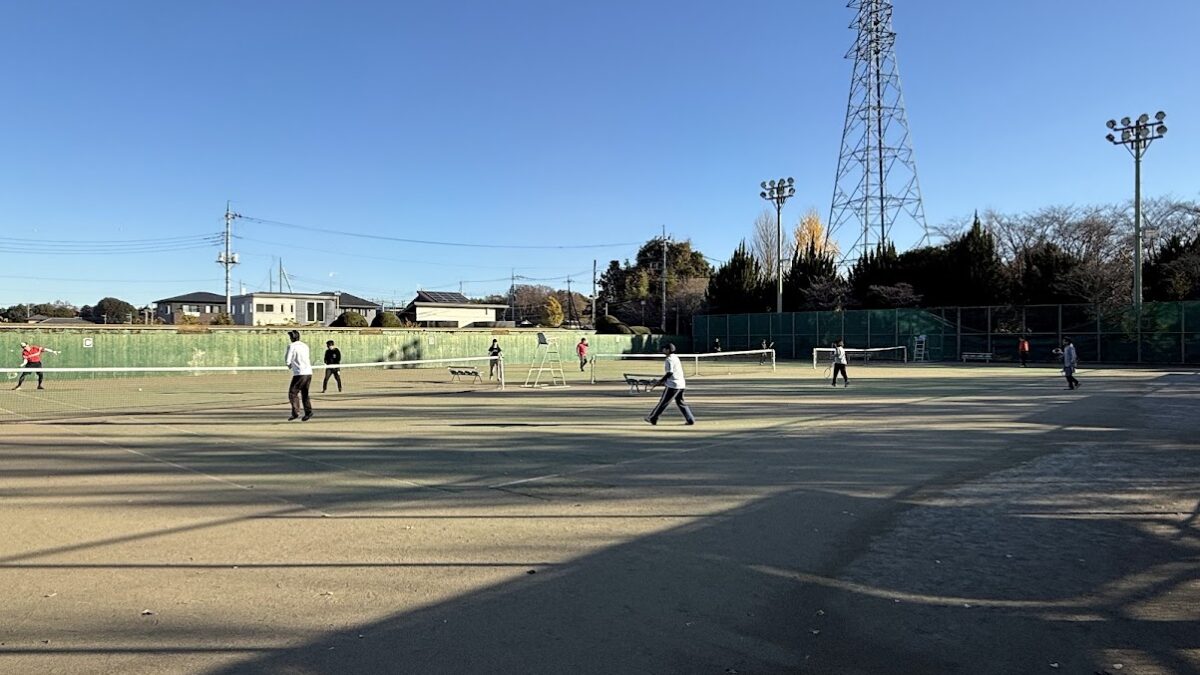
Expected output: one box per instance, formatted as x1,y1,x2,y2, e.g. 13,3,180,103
397,291,508,328
154,292,229,324
230,292,339,326
329,291,380,325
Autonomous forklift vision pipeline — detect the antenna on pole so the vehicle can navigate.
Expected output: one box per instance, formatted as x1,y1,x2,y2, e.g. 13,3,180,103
828,0,929,265
218,202,241,314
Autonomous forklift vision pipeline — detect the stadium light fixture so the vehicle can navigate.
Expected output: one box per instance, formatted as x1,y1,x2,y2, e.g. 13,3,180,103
759,175,796,314
1105,111,1168,307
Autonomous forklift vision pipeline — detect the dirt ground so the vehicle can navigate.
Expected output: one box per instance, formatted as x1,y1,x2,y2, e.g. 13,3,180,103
1,362,1197,674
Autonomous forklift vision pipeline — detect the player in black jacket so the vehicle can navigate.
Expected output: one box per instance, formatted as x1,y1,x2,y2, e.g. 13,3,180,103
322,340,343,393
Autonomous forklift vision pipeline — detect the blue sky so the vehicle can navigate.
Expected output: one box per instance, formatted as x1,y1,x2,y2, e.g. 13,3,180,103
1,0,1197,308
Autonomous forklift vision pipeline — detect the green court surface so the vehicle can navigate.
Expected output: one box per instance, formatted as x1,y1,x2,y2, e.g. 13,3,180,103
1,362,1197,674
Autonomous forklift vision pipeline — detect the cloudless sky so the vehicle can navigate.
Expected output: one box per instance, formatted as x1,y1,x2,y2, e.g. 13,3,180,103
1,0,1197,308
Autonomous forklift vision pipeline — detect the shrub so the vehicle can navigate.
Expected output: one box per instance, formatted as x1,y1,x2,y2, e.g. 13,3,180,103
596,314,631,335
176,314,200,325
332,311,368,328
210,312,233,325
372,312,402,328
629,325,651,335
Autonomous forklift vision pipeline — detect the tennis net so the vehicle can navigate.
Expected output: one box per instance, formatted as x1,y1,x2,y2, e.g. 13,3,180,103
0,355,503,423
589,348,776,384
811,346,907,369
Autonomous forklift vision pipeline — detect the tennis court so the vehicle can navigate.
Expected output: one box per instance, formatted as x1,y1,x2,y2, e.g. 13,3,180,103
1,360,1197,674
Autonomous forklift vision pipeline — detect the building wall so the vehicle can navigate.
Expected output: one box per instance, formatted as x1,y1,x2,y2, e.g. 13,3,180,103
233,295,337,327
414,305,498,327
157,302,224,325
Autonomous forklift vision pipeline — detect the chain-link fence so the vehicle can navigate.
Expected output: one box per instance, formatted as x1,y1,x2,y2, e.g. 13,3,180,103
693,301,1200,365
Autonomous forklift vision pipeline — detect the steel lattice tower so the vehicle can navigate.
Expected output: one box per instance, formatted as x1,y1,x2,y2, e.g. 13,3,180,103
828,0,929,262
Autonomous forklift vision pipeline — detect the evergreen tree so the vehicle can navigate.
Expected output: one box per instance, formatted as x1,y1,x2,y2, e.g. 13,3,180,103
1144,234,1200,301
706,242,770,314
783,241,837,311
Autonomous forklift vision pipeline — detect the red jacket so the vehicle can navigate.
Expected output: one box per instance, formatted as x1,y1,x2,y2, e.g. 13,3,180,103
22,345,44,363
576,342,588,357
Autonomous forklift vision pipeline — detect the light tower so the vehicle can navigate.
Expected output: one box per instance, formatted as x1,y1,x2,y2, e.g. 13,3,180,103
1105,112,1167,307
827,0,929,263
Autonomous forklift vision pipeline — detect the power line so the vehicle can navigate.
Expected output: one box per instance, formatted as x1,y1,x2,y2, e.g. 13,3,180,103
239,215,642,251
232,234,562,271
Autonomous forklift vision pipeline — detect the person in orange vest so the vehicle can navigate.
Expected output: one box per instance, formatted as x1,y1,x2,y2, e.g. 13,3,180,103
14,341,60,390
1018,336,1031,367
576,337,589,372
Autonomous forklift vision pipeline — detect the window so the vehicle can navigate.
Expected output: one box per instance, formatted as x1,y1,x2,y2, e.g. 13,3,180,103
306,301,325,323
256,303,275,313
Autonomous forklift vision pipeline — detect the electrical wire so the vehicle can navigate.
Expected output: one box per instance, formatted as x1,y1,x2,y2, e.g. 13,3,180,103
239,215,642,251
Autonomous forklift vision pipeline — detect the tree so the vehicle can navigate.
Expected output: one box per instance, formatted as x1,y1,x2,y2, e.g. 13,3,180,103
599,238,712,328
93,297,137,323
792,209,839,257
751,208,791,280
541,295,564,327
848,242,902,306
510,284,555,323
706,242,770,314
783,241,838,311
1145,234,1200,301
1009,240,1083,305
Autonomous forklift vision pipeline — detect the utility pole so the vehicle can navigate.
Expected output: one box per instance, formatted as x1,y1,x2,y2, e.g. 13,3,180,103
660,225,668,333
566,277,576,324
509,269,516,323
591,259,597,328
218,202,241,314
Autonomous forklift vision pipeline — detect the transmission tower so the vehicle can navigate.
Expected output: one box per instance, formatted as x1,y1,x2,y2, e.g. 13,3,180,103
827,0,929,264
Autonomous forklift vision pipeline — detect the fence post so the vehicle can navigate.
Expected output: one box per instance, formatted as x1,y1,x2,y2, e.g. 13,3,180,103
1057,304,1063,348
1136,304,1142,364
1096,304,1102,363
1180,302,1186,365
986,306,993,357
955,307,962,360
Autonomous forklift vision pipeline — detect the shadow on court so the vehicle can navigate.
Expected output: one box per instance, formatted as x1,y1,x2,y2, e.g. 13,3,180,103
0,370,1196,674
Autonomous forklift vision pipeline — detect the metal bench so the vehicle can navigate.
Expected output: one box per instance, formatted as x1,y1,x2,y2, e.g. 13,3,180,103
961,352,994,363
448,367,483,384
623,373,659,394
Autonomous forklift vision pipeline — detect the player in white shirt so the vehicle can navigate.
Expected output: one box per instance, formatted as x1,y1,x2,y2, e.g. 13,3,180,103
831,339,849,387
284,330,314,421
644,343,695,426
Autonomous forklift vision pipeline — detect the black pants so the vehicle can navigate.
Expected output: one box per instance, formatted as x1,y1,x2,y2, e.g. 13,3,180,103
16,362,43,388
289,375,313,415
1063,366,1080,389
579,356,587,372
322,368,342,392
648,387,695,424
832,363,848,385
1019,351,1029,367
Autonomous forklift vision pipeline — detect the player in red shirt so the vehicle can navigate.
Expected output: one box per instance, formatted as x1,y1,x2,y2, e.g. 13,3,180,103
576,338,589,372
14,342,60,390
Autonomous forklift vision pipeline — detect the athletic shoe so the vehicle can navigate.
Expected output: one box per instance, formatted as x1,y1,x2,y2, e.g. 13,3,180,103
302,413,313,421
643,416,657,425
12,385,20,390
685,420,695,425
288,414,299,421
37,385,44,390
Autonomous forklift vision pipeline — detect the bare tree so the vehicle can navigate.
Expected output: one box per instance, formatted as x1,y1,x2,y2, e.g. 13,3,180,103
751,208,782,279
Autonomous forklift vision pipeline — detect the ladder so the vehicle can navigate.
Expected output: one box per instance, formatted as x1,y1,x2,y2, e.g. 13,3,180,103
523,333,568,387
913,334,928,362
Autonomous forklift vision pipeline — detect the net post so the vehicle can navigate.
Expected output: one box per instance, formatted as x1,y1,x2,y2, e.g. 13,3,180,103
812,348,817,370
589,353,596,384
498,355,506,390
771,348,776,372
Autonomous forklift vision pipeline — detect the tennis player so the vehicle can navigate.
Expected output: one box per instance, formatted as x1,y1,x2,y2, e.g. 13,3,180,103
576,337,589,372
285,330,313,421
644,342,695,426
831,339,849,387
13,341,60,390
487,339,502,379
321,340,342,393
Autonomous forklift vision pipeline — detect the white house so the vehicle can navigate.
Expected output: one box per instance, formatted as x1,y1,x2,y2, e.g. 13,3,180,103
231,292,339,326
398,291,508,328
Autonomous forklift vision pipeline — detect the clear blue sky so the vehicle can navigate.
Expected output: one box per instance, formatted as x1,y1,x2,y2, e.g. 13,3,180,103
1,0,1197,308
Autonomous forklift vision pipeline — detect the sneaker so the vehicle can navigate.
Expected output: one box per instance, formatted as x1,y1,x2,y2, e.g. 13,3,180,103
321,389,327,393
302,413,313,421
843,380,849,387
831,382,836,387
643,415,657,426
37,385,44,390
12,385,20,391
288,414,299,421
685,420,695,426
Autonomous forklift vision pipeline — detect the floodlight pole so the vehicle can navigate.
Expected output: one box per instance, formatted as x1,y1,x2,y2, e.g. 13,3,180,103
1105,112,1167,307
760,177,796,313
